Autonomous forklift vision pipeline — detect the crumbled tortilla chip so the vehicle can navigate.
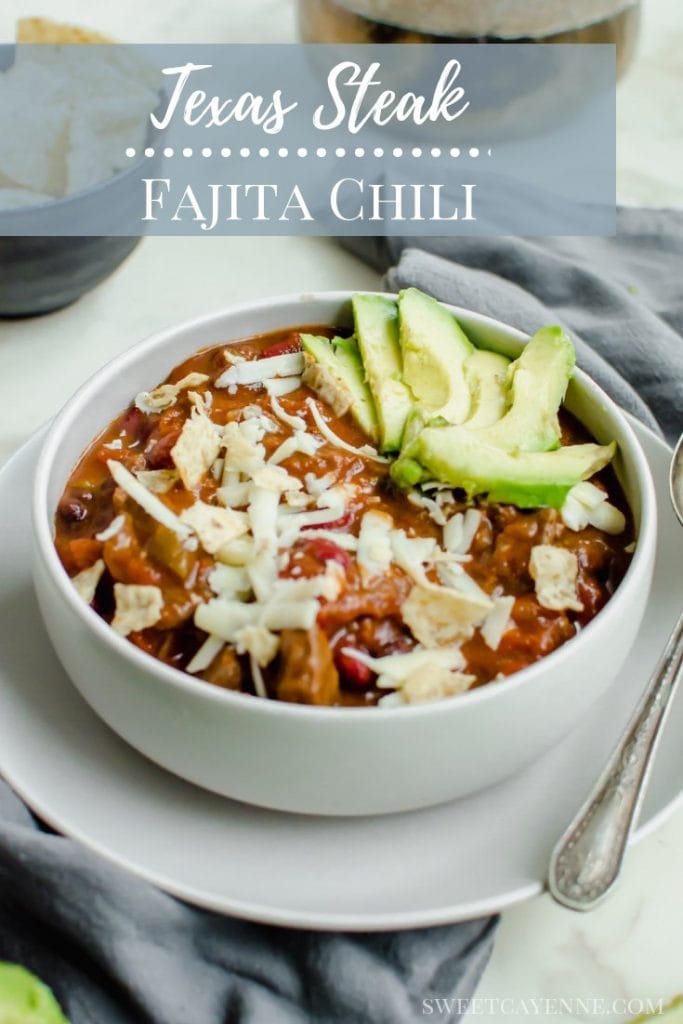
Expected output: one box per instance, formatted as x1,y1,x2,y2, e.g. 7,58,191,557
401,582,492,647
71,558,105,605
171,411,221,490
529,545,584,613
179,501,248,554
111,583,163,636
17,17,115,44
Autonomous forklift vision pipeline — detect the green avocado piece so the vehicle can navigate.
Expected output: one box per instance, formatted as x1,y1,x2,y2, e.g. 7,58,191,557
300,333,380,443
474,326,576,452
463,349,511,428
352,294,415,452
392,425,616,508
0,964,69,1024
630,997,683,1023
398,287,474,425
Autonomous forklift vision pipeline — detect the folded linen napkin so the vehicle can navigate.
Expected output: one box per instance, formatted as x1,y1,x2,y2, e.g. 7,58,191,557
341,207,683,444
0,778,496,1023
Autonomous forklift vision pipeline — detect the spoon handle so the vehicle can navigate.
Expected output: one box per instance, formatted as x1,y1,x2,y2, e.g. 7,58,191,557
549,610,683,911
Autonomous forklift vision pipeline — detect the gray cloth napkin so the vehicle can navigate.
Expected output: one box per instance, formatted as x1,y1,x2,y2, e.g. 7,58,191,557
0,779,496,1023
342,207,683,444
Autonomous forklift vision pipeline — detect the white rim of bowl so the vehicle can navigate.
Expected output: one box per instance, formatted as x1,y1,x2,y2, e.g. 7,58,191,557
33,290,658,721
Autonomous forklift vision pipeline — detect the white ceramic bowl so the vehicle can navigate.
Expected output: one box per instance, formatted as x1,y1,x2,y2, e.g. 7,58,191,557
32,293,657,816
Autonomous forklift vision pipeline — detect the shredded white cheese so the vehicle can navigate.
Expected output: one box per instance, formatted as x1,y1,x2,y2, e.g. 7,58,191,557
107,460,192,538
306,398,388,464
221,420,267,479
187,635,224,674
267,384,306,432
341,646,465,688
357,510,394,582
248,486,280,548
480,595,515,651
304,471,337,497
443,509,482,555
215,352,305,387
251,465,303,494
529,545,584,613
216,480,252,509
195,600,258,640
111,583,163,636
208,563,252,599
215,536,256,567
265,376,302,397
241,405,279,433
436,561,490,603
234,624,279,667
247,546,279,603
250,654,268,698
95,515,125,542
585,501,627,535
261,601,319,631
561,482,626,535
71,559,105,604
269,432,320,466
408,491,448,526
222,349,245,366
389,530,436,585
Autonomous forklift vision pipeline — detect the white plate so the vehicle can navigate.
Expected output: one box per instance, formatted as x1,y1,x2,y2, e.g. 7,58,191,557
0,420,680,931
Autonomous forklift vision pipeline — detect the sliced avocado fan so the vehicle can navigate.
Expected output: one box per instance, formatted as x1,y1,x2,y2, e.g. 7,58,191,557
0,963,70,1024
301,289,618,510
398,287,474,425
463,349,511,429
351,294,415,452
392,425,616,508
300,333,379,443
474,326,576,452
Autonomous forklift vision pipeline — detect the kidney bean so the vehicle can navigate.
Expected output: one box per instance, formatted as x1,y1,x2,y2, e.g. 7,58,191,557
58,496,89,523
301,537,351,572
334,645,375,689
118,406,147,440
261,335,302,358
146,430,181,469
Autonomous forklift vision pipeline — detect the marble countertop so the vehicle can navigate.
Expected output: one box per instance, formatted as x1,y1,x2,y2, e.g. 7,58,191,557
0,1,681,1020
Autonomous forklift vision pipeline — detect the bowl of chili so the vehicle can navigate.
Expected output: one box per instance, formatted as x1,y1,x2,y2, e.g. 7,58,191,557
32,292,657,815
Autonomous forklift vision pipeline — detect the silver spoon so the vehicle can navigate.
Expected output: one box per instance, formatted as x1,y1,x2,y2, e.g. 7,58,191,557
548,433,683,911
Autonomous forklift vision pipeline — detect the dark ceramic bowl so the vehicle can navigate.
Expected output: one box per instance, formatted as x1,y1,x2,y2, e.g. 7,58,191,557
0,234,142,318
0,44,156,318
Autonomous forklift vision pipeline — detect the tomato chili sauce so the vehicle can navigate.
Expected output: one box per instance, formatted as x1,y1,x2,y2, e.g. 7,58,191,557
54,328,634,707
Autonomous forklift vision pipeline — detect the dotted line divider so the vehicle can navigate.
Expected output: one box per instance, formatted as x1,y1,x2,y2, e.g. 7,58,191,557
127,145,493,160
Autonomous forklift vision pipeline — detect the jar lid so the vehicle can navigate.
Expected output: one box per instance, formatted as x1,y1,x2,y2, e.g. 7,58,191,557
336,0,636,38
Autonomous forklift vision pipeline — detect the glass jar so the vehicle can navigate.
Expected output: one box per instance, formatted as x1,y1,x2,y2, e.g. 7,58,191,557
297,0,640,78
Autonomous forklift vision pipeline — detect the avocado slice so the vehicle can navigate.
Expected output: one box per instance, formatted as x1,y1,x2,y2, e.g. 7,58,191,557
398,287,474,425
474,326,575,452
463,349,511,428
300,334,379,443
352,294,415,452
630,997,683,1023
0,964,70,1024
392,425,616,508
